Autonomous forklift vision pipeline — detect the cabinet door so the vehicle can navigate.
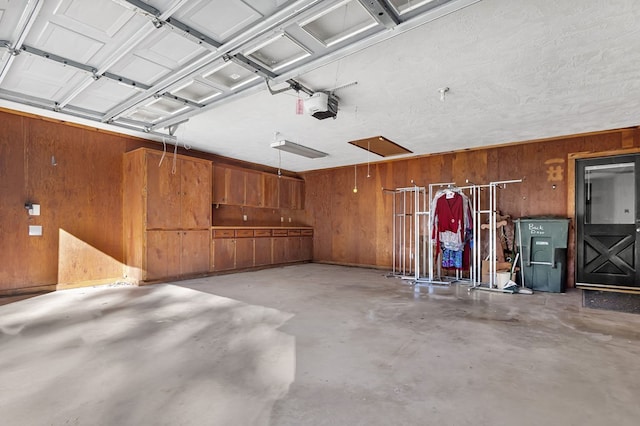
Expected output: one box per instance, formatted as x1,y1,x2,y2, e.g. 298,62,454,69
291,179,304,209
181,159,211,229
226,167,246,205
235,238,254,269
212,165,246,206
146,151,181,229
262,173,279,208
146,230,181,280
181,230,211,275
301,236,313,261
245,171,262,207
272,237,287,264
254,237,272,266
279,178,293,210
287,236,302,262
212,165,228,204
212,238,236,271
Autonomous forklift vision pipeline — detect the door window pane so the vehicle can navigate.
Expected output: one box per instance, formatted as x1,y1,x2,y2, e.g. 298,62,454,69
584,162,635,224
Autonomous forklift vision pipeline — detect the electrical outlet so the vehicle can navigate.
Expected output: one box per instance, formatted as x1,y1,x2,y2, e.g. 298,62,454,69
243,214,248,221
288,217,292,222
280,217,284,222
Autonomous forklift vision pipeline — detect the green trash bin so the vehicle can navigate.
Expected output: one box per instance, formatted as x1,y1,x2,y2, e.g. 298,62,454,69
514,218,570,293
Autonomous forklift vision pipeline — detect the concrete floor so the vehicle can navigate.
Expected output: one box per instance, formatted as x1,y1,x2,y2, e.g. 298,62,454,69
1,263,639,425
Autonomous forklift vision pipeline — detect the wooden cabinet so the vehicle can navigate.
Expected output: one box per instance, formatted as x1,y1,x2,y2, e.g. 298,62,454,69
245,170,262,207
301,229,314,260
146,230,210,280
181,230,211,275
210,227,312,272
212,164,244,205
211,229,254,271
278,177,305,209
181,160,212,228
212,163,304,209
145,151,211,229
262,173,279,208
146,230,181,280
212,236,236,272
254,235,272,266
123,148,211,282
235,237,254,269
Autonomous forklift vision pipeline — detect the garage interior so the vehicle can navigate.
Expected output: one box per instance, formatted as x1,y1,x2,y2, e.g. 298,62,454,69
1,0,640,424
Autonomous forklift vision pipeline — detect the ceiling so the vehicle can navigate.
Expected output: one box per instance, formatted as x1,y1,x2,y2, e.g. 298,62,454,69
1,0,640,172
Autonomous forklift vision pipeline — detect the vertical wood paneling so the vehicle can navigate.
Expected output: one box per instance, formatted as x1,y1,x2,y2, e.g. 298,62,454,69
304,129,638,286
0,114,27,289
304,171,332,261
123,149,145,282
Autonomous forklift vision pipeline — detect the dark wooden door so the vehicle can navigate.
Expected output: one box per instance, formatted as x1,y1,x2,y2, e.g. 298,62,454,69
576,154,639,288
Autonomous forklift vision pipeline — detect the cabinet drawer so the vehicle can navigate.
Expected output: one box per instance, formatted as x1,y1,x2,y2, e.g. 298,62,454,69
254,229,271,237
288,229,301,236
235,229,254,238
272,229,288,237
301,229,313,236
213,229,234,238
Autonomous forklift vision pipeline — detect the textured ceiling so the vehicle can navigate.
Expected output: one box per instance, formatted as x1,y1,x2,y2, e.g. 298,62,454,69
1,0,640,172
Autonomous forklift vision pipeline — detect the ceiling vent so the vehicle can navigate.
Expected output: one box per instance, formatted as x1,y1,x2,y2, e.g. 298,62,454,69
304,92,338,120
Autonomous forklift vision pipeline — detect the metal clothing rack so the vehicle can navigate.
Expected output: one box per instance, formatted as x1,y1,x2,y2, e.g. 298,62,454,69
385,178,523,292
383,184,427,280
469,179,523,293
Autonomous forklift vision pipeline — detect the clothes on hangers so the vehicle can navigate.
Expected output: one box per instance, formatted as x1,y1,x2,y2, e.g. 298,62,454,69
431,187,473,269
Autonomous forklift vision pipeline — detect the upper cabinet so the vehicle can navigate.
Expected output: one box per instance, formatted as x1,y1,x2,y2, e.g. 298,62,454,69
212,163,304,209
262,172,280,209
145,150,211,229
279,177,304,210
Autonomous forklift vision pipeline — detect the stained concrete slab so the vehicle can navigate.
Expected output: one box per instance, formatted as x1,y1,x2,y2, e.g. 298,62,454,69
2,263,640,425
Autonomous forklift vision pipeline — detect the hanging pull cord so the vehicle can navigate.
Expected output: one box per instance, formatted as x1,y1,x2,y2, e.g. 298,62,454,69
159,137,167,167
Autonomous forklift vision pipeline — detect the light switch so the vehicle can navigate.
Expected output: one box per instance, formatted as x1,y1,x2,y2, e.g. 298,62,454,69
29,225,43,236
28,204,40,216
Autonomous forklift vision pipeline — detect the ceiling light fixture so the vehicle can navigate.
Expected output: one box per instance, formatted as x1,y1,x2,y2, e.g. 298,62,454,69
353,164,358,193
271,140,328,159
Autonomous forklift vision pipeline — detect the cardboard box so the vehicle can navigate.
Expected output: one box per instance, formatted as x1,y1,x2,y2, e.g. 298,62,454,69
482,260,512,273
481,261,513,284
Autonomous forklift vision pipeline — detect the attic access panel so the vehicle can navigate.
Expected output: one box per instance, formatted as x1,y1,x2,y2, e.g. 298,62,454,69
349,136,413,157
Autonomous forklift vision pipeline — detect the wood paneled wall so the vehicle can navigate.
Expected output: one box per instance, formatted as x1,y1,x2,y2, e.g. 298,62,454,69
302,128,640,287
0,109,306,295
0,109,302,295
0,112,129,293
2,107,639,294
